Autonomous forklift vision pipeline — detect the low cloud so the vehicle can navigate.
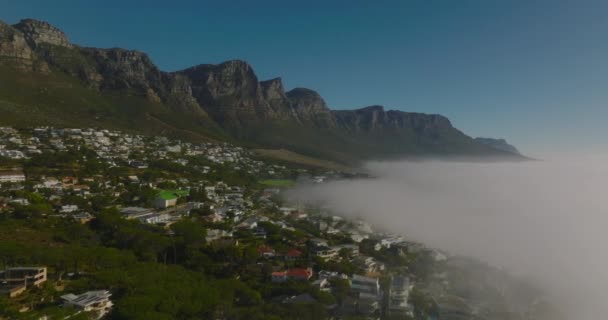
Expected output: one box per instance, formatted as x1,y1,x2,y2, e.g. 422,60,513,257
287,156,608,318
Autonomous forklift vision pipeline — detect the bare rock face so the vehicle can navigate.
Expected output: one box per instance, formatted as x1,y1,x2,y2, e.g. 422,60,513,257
178,60,301,124
260,77,288,107
83,48,164,93
260,77,299,120
180,60,263,108
0,21,51,72
178,60,263,125
333,105,459,145
13,19,72,48
287,88,335,127
0,22,36,66
162,73,207,115
334,105,452,131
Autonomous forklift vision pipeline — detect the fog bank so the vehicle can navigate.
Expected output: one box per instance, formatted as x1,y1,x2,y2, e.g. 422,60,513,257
287,157,608,319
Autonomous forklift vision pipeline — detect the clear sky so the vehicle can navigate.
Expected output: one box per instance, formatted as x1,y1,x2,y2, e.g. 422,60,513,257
2,0,608,155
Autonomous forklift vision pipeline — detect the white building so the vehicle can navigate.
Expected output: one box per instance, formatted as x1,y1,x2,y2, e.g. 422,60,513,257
388,276,413,317
61,290,113,319
60,205,79,213
0,170,25,183
350,275,381,315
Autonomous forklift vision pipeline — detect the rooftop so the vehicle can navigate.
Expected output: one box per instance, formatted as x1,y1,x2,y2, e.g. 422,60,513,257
61,290,112,307
156,189,189,200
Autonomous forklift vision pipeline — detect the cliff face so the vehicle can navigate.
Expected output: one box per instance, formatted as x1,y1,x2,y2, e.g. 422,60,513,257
0,18,522,161
13,19,72,48
0,21,47,71
333,106,455,137
474,137,520,155
287,88,335,128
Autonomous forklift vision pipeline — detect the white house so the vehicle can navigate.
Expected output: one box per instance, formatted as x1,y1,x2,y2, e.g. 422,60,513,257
0,170,25,183
388,276,413,317
62,290,113,319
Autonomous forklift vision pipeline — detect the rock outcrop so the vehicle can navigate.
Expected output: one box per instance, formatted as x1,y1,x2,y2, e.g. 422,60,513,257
0,21,45,71
287,88,335,128
13,19,72,48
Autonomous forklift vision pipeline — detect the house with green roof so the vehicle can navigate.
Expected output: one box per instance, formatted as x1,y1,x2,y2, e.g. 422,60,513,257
154,190,189,209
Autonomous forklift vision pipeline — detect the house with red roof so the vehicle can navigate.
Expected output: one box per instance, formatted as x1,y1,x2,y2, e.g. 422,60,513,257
271,268,313,283
286,268,313,281
285,249,303,260
258,245,276,258
271,271,287,283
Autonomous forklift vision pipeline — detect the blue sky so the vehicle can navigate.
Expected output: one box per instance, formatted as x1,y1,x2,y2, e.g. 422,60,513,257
2,0,608,155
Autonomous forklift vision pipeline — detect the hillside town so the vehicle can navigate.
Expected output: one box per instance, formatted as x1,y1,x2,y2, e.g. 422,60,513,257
0,127,543,320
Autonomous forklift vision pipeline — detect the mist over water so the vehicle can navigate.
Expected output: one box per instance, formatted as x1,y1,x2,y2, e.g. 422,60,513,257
287,157,608,319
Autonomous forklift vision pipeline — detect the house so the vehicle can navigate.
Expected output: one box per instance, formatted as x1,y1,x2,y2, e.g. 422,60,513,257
129,160,148,169
140,213,171,225
70,184,91,197
350,275,381,315
205,229,232,242
0,150,25,159
378,236,404,249
9,198,29,206
332,244,360,257
154,190,189,209
314,245,340,260
285,249,303,260
286,268,314,281
61,176,78,187
271,268,314,282
318,270,349,281
309,238,329,248
271,271,288,283
354,256,385,274
349,231,368,243
154,191,177,209
258,245,275,258
252,227,267,239
312,278,332,292
388,276,413,317
72,212,94,224
202,212,224,223
61,290,113,319
279,207,297,215
289,211,308,220
127,175,140,184
60,205,79,213
0,170,25,183
236,216,261,229
0,267,47,298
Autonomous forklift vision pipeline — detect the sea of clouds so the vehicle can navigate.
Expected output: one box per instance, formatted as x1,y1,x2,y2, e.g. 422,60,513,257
287,155,608,319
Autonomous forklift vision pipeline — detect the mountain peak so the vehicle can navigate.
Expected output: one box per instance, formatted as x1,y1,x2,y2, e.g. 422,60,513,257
357,105,385,113
13,18,71,48
260,77,286,102
260,77,284,90
286,87,321,98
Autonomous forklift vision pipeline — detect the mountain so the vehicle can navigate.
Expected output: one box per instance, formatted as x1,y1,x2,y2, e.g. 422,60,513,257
0,18,524,163
474,137,520,155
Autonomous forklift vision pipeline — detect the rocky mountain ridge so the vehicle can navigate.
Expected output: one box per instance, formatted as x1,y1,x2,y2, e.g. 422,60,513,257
474,137,520,155
0,18,523,162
